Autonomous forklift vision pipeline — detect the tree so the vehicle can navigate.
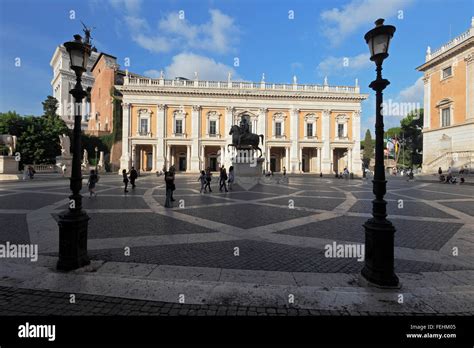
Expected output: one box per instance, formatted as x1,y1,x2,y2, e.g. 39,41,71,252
42,95,59,118
362,129,374,168
0,96,68,167
400,108,423,168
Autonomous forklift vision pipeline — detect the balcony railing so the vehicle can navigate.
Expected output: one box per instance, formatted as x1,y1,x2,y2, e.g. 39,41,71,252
124,77,360,94
427,27,473,61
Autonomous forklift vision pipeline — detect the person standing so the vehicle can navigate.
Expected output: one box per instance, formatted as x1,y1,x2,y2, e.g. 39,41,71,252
130,166,138,189
198,170,206,193
283,166,286,176
204,167,212,193
87,169,98,198
219,166,228,192
122,169,129,193
228,166,234,191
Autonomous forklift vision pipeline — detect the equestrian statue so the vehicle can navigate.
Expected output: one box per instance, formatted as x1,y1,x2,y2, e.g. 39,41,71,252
228,114,264,157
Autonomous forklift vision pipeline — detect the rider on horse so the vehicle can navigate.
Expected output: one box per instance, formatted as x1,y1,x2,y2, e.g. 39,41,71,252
238,117,250,147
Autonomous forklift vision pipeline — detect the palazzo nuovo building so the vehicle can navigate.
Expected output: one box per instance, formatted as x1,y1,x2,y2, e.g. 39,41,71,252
116,74,367,175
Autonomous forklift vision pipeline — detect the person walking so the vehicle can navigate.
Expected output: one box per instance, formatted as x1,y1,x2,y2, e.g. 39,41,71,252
198,170,206,193
283,166,286,176
204,167,212,193
164,166,176,207
129,166,138,189
87,169,98,198
27,166,35,180
219,166,228,192
228,166,234,191
122,169,129,193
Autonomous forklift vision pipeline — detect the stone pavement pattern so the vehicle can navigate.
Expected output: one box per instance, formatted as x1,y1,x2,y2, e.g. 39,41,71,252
1,174,474,315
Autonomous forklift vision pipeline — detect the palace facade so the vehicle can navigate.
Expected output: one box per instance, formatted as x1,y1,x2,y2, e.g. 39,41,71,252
417,18,474,173
50,45,99,130
116,75,367,175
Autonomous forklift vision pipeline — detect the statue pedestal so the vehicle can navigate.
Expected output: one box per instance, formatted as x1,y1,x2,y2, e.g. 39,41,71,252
0,156,19,174
0,156,20,180
232,158,264,190
56,155,72,178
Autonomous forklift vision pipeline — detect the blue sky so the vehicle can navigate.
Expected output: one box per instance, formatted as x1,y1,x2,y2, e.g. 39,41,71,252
0,0,472,135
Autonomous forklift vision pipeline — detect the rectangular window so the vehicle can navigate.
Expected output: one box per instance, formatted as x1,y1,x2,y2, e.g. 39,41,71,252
275,122,282,136
140,118,148,135
175,119,183,134
307,123,313,137
441,108,451,127
338,124,344,138
442,66,452,79
209,120,216,135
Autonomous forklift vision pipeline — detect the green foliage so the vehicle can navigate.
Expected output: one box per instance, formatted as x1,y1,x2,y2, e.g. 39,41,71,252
400,108,423,167
385,127,401,139
42,96,58,117
0,96,68,167
80,134,108,162
362,129,374,167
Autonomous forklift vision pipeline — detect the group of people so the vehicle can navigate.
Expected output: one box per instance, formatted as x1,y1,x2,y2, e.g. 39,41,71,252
438,166,465,184
335,167,350,179
198,166,234,193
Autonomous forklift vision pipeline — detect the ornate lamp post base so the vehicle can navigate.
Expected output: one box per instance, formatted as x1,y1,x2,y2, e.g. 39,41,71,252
57,209,90,271
361,218,400,288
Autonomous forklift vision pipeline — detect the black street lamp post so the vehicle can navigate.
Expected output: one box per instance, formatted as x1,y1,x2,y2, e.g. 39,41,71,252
361,19,399,287
57,34,91,271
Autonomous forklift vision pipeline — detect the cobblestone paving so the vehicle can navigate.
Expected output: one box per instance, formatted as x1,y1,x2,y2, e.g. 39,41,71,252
1,286,471,316
1,174,474,314
85,240,467,273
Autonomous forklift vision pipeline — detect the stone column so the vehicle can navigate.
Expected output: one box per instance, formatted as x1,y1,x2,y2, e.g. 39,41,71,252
224,106,234,168
186,145,191,172
352,110,362,175
156,104,166,172
152,144,156,172
191,105,201,172
258,108,267,152
166,144,171,169
201,145,205,170
289,108,299,173
119,102,131,172
220,145,225,168
300,146,303,173
348,148,352,172
267,145,271,171
321,109,331,173
318,148,322,173
465,54,474,120
285,146,290,172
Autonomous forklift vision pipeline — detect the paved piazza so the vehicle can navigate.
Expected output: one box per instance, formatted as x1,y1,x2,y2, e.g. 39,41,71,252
1,174,474,315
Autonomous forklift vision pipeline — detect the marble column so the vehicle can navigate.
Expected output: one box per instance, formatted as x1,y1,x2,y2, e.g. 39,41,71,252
186,145,191,172
156,104,166,172
224,106,234,168
321,109,331,174
119,102,131,172
191,105,201,172
289,108,299,173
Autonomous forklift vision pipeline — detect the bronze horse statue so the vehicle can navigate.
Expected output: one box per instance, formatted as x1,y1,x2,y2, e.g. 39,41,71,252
228,125,264,158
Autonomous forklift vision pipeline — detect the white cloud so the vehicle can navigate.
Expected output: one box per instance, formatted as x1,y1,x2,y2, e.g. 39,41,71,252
317,53,371,76
108,0,142,14
143,69,161,78
124,9,239,54
320,0,413,46
398,77,423,104
163,53,240,81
